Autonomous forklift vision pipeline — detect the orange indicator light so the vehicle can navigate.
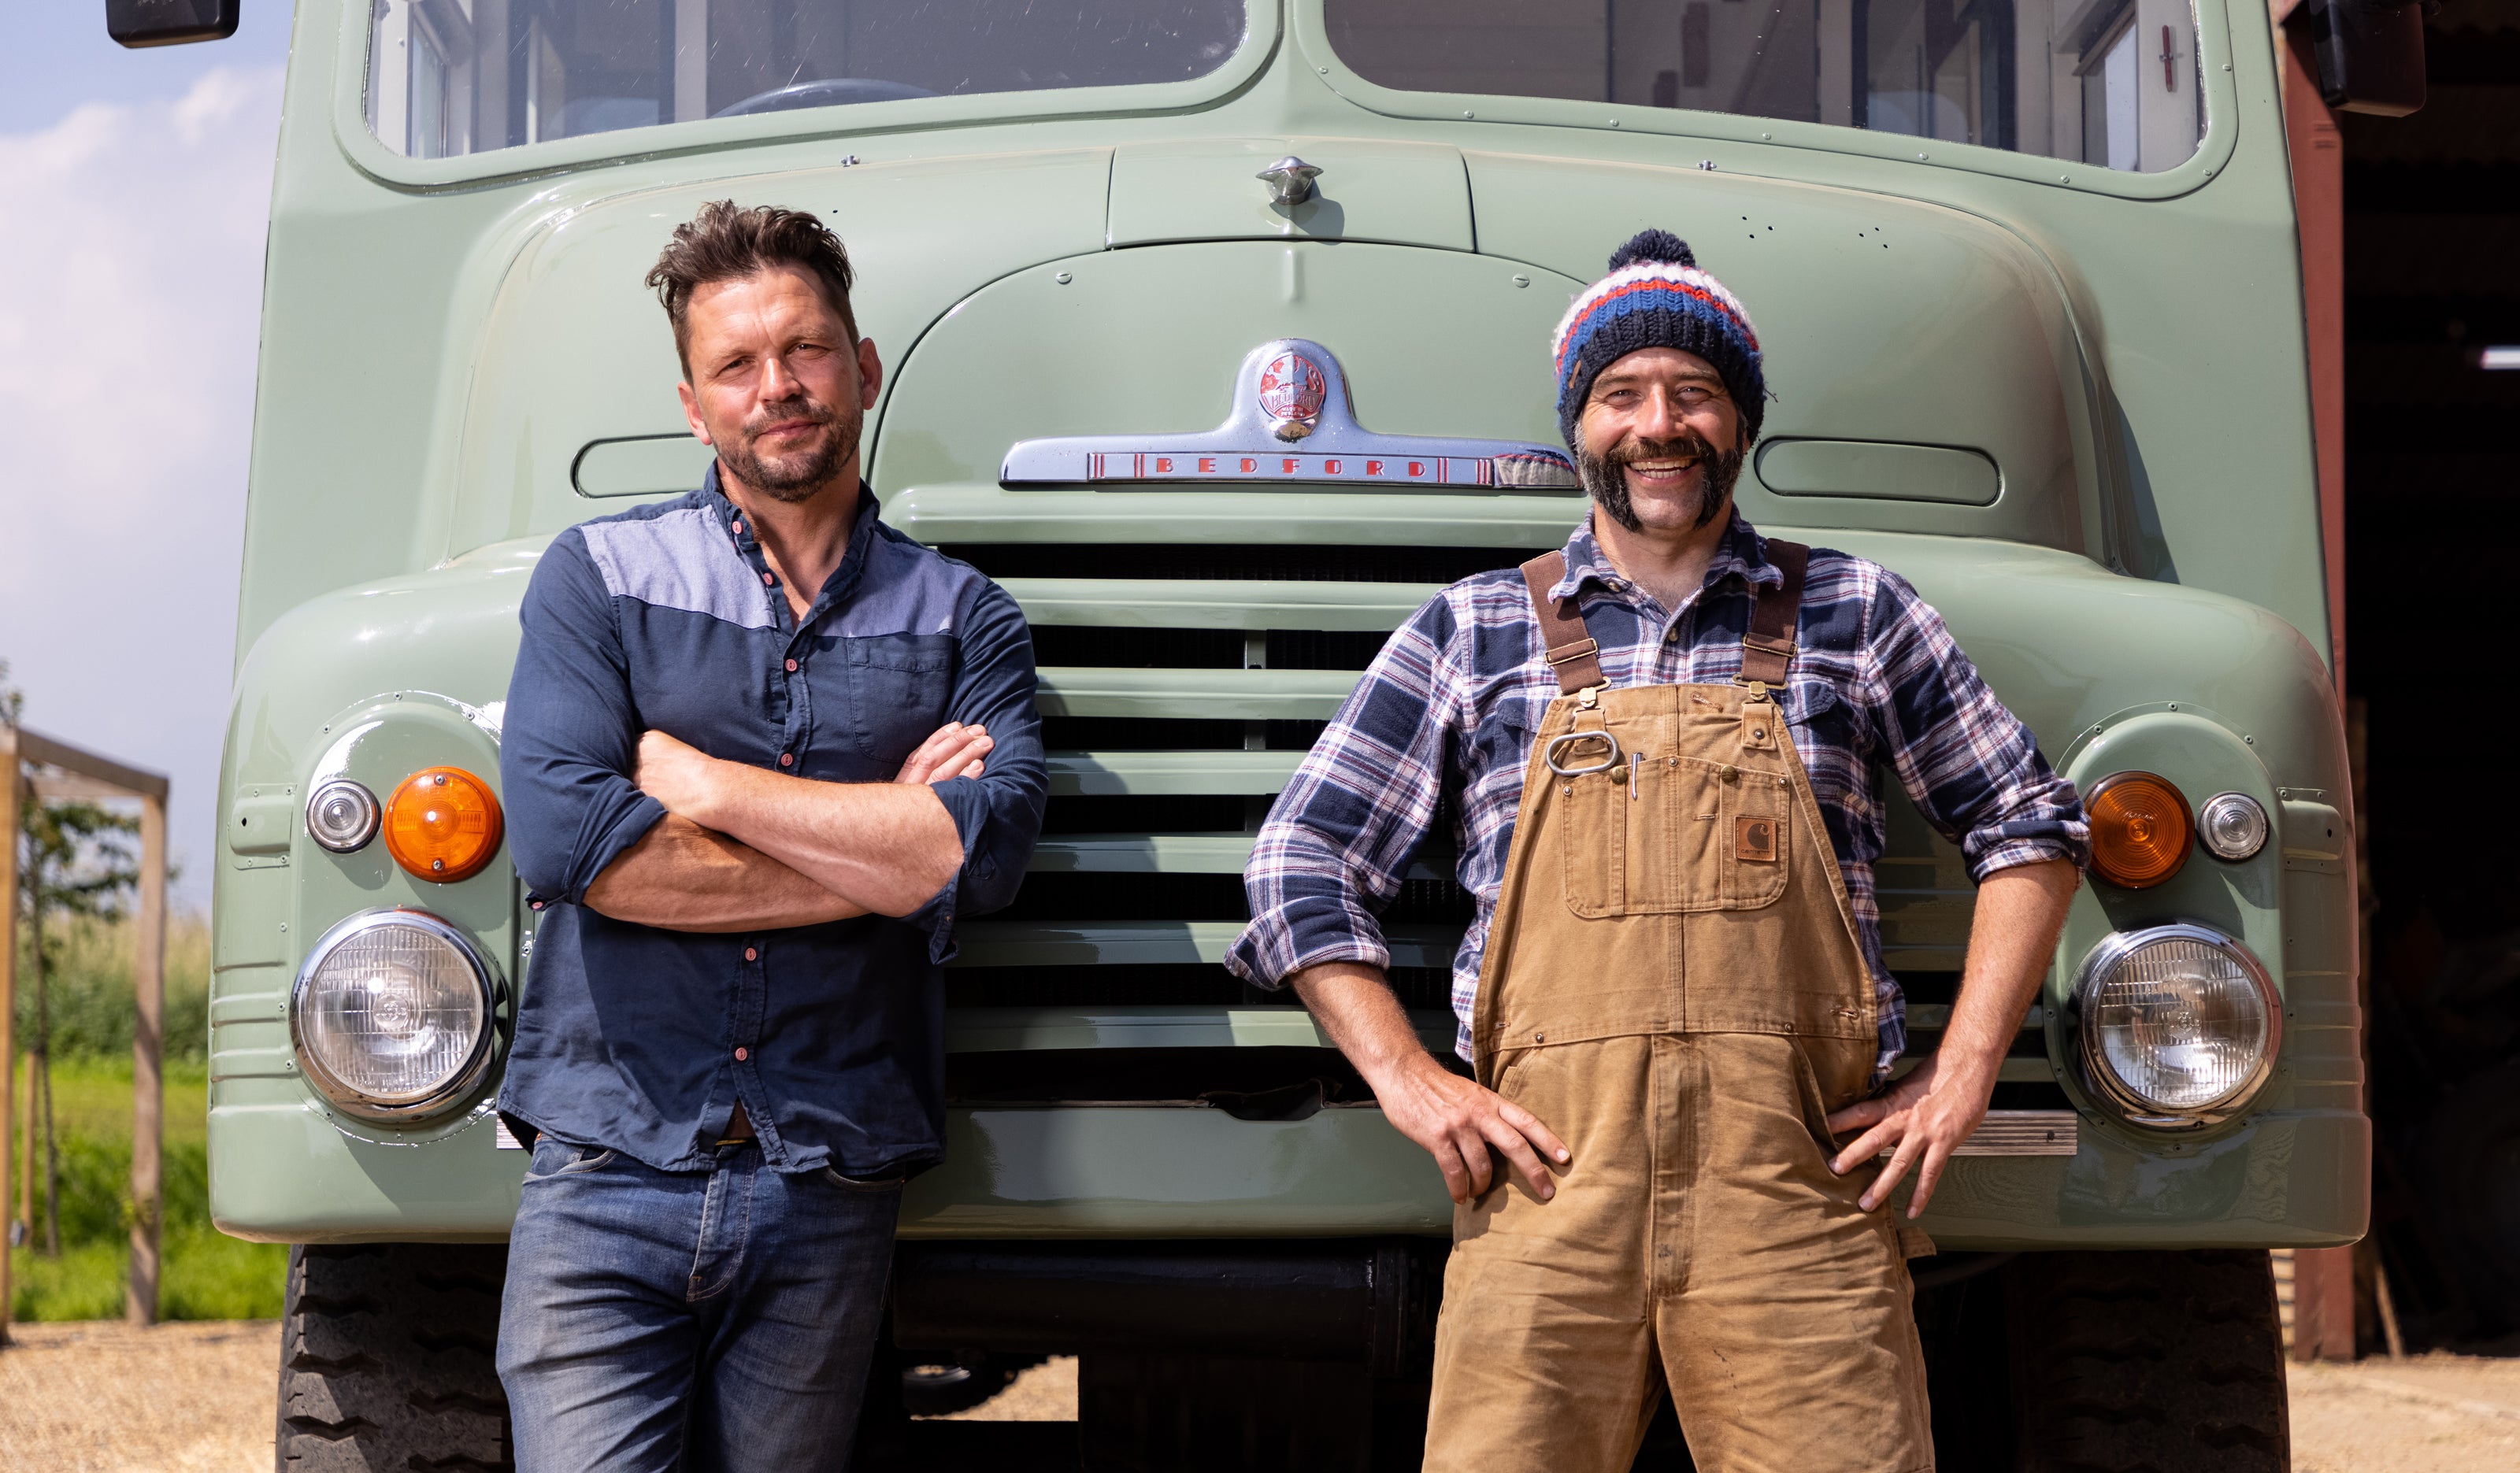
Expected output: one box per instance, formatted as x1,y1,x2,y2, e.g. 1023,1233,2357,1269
2085,771,2192,890
384,767,505,883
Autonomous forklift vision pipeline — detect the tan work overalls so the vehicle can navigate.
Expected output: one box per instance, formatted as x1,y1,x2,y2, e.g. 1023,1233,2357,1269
1423,544,1934,1473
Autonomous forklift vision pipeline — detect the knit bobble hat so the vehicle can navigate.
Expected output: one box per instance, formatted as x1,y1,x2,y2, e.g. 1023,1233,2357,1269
1551,228,1765,453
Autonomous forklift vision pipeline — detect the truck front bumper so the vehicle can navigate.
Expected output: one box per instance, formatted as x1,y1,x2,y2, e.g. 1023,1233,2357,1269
213,1097,2367,1249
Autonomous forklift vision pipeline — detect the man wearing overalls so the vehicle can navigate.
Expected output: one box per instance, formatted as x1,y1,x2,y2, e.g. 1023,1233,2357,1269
1228,231,2089,1471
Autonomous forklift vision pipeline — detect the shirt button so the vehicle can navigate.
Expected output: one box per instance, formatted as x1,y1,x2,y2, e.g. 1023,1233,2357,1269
779,753,795,768
730,520,741,534
744,947,758,961
785,659,799,673
762,572,776,586
734,1047,749,1063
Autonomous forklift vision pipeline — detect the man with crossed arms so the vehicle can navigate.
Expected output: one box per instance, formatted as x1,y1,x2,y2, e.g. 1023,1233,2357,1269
496,202,1044,1471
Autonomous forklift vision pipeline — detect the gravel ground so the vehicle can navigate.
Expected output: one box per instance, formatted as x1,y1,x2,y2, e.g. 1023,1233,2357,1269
0,1320,277,1473
2289,1354,2520,1473
2,1321,2513,1468
939,1356,1078,1421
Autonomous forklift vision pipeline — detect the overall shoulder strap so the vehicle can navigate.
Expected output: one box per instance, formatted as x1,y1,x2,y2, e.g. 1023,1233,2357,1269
1519,551,1605,695
1738,539,1810,689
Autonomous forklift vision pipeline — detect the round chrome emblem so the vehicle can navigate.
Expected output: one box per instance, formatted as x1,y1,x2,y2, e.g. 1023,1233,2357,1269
1257,350,1328,427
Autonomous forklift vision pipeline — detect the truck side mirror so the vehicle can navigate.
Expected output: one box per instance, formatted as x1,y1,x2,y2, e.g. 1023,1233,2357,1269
2302,0,2428,116
106,0,239,48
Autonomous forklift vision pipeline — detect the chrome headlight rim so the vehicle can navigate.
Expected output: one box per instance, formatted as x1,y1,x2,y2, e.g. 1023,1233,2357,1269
290,909,503,1124
2071,921,2282,1130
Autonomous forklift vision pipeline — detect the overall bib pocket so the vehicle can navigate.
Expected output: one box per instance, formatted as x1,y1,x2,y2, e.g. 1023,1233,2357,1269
1562,748,1792,916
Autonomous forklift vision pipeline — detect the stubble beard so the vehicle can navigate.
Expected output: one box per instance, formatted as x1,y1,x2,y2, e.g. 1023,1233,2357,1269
1576,430,1746,535
717,394,858,505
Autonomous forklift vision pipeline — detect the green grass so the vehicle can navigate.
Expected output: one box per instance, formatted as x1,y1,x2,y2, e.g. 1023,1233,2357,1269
10,1056,289,1323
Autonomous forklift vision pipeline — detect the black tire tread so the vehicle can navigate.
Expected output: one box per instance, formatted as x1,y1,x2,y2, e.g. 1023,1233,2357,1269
2006,1249,2289,1473
276,1243,513,1472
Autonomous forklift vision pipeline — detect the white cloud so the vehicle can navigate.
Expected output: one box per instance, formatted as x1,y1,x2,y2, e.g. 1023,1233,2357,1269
0,66,284,908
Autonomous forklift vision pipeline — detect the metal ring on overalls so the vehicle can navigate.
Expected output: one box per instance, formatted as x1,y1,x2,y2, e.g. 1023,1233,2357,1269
1543,727,1623,776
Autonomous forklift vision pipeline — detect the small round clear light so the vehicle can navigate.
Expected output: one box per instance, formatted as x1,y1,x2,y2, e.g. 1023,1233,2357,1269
306,779,381,853
2076,924,2280,1124
2197,792,2270,862
292,912,498,1121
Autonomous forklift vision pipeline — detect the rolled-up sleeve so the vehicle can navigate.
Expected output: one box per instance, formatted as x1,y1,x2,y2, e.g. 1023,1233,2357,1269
1228,595,1458,988
902,579,1047,963
502,531,667,905
1864,570,2089,880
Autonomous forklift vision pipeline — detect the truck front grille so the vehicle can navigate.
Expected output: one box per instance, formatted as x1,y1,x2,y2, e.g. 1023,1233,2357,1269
943,537,2015,1089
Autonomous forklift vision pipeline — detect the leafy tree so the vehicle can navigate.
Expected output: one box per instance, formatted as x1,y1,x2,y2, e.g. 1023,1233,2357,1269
3,660,142,1255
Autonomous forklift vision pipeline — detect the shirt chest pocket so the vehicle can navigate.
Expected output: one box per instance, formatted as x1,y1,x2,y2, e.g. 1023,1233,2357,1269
840,635,957,765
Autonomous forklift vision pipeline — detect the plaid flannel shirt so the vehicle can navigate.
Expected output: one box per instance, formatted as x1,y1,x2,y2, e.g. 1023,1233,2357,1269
1225,512,2090,1076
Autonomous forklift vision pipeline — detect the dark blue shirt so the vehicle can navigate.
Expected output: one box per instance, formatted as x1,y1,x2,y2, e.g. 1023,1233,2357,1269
498,471,1045,1176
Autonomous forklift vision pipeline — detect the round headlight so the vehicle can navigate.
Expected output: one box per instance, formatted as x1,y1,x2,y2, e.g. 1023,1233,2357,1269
2074,923,2281,1126
291,911,500,1122
306,779,381,853
2197,792,2270,862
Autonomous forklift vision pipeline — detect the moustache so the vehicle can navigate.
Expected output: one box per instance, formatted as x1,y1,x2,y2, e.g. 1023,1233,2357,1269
1576,427,1743,535
741,397,836,440
1606,431,1718,467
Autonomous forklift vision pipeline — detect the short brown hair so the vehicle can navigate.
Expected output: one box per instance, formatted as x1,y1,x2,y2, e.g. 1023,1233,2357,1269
646,200,860,376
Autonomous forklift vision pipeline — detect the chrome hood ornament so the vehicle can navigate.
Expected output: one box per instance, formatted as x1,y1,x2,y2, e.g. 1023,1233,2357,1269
1000,339,1577,490
1256,156,1323,207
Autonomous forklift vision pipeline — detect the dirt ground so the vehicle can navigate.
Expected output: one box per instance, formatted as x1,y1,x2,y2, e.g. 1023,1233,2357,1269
0,1320,280,1473
2289,1356,2520,1473
2,1319,2513,1469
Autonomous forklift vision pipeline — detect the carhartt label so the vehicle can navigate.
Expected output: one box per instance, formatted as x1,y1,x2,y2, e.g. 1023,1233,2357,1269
1736,816,1777,862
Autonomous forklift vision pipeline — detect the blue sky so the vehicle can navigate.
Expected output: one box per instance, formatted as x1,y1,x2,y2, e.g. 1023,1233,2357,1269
1,5,295,135
2,7,298,908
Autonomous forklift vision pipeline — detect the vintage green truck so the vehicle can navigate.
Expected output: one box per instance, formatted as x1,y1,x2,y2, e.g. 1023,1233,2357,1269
165,0,2373,1466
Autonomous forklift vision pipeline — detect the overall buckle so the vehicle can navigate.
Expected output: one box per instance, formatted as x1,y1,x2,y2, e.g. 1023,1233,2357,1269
1544,728,1623,776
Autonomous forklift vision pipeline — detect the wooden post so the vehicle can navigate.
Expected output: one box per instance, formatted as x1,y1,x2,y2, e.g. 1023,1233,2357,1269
2293,1246,2359,1361
2273,0,2366,1365
0,728,20,1348
128,793,166,1327
2277,2,2348,705
0,727,169,1338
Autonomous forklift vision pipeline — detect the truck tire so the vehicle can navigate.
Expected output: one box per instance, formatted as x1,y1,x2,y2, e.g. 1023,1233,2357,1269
2003,1249,2289,1473
276,1242,513,1473
901,1353,1047,1418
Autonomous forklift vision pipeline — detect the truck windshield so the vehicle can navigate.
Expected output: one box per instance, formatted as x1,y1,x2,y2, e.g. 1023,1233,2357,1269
367,0,1249,160
1326,0,2203,173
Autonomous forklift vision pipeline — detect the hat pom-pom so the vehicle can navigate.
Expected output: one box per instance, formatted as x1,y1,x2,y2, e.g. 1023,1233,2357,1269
1607,228,1696,272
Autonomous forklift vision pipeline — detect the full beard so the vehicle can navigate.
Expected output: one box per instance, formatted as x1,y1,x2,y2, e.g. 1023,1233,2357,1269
1576,431,1745,535
717,397,855,504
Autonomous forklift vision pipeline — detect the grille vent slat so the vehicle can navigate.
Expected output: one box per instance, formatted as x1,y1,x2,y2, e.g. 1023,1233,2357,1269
947,543,1541,583
972,543,1512,1012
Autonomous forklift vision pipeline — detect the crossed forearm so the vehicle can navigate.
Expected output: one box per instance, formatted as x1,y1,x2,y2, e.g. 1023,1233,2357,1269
584,815,867,931
673,761,964,917
584,724,986,930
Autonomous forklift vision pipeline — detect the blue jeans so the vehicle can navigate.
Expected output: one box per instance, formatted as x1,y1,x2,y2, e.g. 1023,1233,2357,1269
497,1137,902,1472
